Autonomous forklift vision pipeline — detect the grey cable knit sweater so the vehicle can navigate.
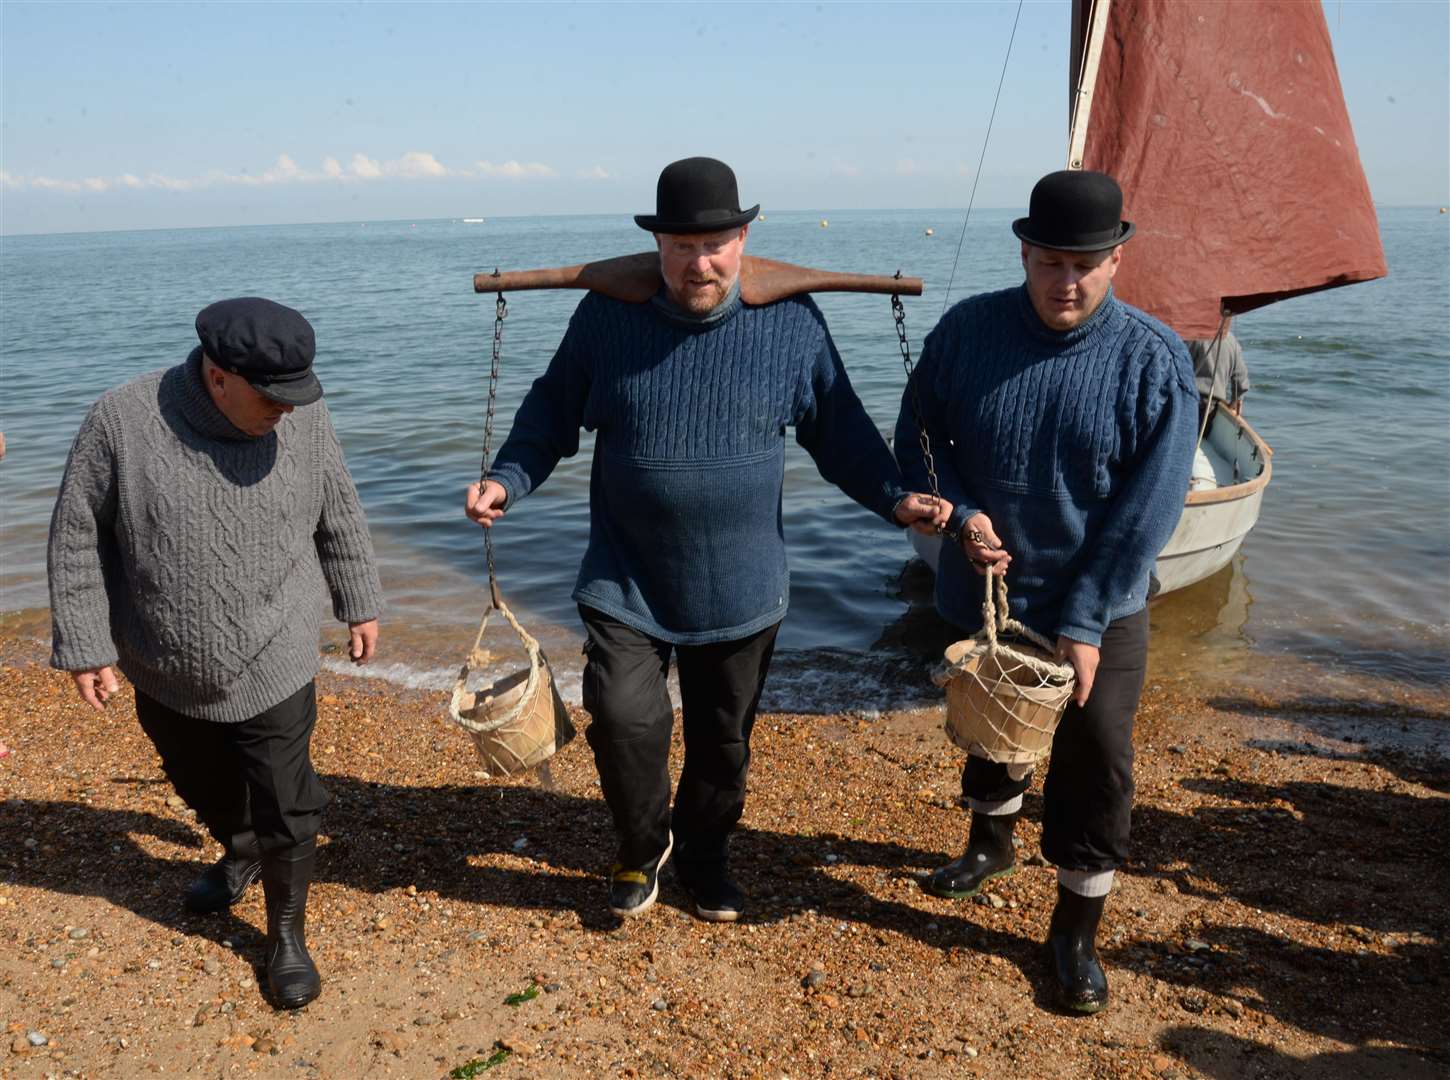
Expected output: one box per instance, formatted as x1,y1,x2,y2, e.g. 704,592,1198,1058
47,349,384,722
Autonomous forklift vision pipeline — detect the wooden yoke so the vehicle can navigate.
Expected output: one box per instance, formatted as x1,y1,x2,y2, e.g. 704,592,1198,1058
473,252,923,303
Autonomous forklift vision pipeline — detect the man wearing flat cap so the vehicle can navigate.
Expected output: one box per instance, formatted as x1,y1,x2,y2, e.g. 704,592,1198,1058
467,156,948,922
48,297,383,1010
896,170,1196,1014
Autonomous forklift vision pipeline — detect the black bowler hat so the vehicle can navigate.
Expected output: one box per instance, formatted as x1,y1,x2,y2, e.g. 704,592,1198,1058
634,156,760,234
195,297,322,406
1012,170,1135,252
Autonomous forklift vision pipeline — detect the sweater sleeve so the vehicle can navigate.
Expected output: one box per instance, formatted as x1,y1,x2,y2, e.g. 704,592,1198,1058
793,315,908,525
893,319,978,537
485,300,591,508
47,403,122,672
1057,352,1198,646
313,405,385,624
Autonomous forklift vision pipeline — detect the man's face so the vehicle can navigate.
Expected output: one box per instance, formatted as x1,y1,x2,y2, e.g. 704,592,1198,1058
1021,242,1122,332
203,360,296,436
655,225,748,314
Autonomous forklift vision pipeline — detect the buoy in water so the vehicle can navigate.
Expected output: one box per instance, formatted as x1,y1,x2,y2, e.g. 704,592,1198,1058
820,219,829,228
1441,207,1448,214
925,228,934,236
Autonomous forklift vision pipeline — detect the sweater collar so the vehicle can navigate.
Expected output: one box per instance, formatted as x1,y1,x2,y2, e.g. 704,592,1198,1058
175,347,258,442
1014,283,1120,347
649,277,743,329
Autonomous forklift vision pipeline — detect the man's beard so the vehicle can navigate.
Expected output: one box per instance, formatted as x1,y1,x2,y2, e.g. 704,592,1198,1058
678,278,729,314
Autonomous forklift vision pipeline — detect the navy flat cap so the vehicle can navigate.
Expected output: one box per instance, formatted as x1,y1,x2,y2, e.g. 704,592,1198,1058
195,297,322,406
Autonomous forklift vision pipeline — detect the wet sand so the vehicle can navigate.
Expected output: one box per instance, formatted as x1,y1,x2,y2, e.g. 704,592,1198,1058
1,625,1447,1080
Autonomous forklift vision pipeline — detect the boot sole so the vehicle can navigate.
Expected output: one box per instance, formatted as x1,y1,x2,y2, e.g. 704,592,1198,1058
1062,994,1109,1015
270,982,322,1010
184,861,262,914
922,863,1016,900
690,901,742,923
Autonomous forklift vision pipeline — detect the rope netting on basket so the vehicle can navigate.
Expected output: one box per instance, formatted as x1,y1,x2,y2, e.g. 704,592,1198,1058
932,572,1076,766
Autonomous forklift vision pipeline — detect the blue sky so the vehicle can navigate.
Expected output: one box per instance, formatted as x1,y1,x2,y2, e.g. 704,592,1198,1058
2,1,1446,235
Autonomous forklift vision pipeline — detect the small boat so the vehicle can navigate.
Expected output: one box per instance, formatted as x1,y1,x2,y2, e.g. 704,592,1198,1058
462,217,485,224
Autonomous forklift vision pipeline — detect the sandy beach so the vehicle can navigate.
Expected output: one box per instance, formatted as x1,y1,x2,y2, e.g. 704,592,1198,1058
1,620,1446,1080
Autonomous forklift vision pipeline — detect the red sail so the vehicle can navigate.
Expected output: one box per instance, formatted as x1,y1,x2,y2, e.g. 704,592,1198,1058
1080,0,1386,338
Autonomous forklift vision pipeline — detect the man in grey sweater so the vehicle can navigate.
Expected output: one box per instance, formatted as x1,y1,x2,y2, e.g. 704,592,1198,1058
47,297,384,1010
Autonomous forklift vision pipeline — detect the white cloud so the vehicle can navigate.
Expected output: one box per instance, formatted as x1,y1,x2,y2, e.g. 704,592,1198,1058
349,153,383,179
476,159,556,179
386,150,451,178
5,149,489,195
579,165,611,180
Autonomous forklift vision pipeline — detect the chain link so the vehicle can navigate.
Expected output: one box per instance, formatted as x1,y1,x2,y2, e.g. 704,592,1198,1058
892,286,956,540
479,283,507,605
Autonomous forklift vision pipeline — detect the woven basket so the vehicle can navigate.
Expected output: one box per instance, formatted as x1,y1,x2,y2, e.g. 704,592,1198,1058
933,573,1075,766
448,598,576,778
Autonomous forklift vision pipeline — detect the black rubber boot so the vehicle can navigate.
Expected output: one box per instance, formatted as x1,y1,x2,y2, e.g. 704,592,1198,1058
921,811,1018,899
260,839,321,1010
184,830,262,914
1047,883,1109,1014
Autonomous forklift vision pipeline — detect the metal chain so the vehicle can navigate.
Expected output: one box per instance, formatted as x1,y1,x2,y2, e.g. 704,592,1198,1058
479,283,506,607
892,285,956,539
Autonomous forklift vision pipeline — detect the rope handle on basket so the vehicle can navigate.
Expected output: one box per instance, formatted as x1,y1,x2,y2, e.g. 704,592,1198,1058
975,572,1075,686
980,572,1053,653
448,595,548,735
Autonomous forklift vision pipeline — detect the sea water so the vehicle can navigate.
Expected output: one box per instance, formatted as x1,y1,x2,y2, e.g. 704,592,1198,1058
2,208,1446,711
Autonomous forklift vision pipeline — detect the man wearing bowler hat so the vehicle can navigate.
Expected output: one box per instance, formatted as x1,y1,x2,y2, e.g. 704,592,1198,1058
48,297,384,1010
895,170,1196,1013
467,156,948,922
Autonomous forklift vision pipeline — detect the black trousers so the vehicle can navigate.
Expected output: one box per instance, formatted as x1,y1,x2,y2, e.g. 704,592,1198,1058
960,607,1150,872
135,681,329,854
579,605,780,870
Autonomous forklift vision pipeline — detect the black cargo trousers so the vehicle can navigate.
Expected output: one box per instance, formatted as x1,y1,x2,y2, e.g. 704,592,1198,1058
134,681,329,855
579,605,780,871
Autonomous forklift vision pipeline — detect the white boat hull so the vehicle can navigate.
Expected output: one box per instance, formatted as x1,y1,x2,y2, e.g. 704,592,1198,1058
1154,409,1272,595
907,408,1272,598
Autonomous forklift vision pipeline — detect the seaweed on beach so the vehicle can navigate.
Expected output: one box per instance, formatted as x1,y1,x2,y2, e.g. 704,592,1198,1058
449,1048,511,1077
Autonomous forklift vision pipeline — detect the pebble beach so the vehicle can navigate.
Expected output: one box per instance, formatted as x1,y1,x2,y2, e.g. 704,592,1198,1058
2,621,1446,1080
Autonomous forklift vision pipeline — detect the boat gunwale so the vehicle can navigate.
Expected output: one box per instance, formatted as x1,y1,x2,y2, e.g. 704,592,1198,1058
1184,410,1273,507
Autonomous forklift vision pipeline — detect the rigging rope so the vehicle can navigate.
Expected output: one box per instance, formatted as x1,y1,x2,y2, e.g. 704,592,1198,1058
941,0,1027,317
1194,309,1231,451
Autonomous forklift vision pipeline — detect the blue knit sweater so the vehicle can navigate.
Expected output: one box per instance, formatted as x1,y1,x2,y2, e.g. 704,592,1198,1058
895,286,1197,647
489,289,908,644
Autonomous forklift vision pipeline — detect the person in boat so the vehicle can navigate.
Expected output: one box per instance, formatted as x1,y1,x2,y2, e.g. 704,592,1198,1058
1187,317,1249,423
47,297,383,1011
894,170,1197,1014
466,156,949,922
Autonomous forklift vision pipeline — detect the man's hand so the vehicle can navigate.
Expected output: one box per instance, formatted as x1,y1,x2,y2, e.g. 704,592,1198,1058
72,666,120,711
465,480,508,528
893,493,954,535
961,512,1011,576
1055,636,1099,706
348,619,379,664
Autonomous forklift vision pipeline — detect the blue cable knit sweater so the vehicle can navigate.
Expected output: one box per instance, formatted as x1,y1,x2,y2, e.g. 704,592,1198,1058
488,289,908,644
895,285,1197,647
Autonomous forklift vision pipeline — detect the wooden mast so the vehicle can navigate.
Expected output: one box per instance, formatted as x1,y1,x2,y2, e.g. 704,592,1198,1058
1066,0,1112,170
